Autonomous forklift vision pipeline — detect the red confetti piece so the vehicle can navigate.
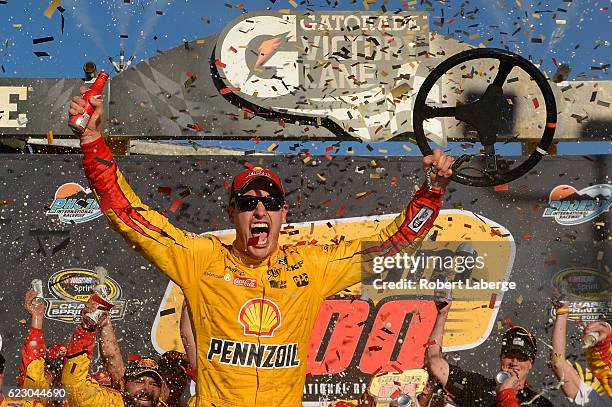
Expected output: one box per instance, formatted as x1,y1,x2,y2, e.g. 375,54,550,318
531,204,540,213
494,184,509,191
214,59,226,68
532,97,539,109
390,389,402,399
523,233,533,240
325,145,334,152
186,70,193,78
582,155,594,161
229,46,238,53
157,186,171,194
169,199,182,213
324,153,333,161
546,122,556,128
504,318,514,327
244,162,255,169
337,205,345,217
391,176,397,186
488,294,497,309
223,179,230,191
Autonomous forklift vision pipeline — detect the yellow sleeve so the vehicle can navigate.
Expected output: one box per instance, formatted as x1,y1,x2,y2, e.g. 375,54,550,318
22,358,48,390
82,137,218,289
310,185,443,298
62,353,124,407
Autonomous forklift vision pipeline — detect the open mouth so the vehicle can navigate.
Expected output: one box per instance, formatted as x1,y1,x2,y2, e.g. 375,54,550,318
250,222,270,246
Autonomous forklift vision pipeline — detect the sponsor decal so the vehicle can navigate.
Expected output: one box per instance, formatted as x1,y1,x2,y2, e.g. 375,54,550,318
46,183,102,224
223,273,231,282
213,11,446,143
0,86,28,128
233,276,257,288
513,338,524,346
269,280,287,289
542,184,612,225
204,271,226,279
238,298,281,337
45,269,127,323
552,267,611,321
408,206,434,233
286,260,304,272
207,338,300,368
293,272,309,287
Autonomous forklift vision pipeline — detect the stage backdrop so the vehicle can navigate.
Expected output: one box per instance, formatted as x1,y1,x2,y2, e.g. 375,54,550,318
0,153,610,406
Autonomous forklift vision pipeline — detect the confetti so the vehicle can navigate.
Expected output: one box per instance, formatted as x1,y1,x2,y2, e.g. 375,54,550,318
46,130,53,145
43,0,62,18
33,52,50,57
33,36,54,44
159,308,175,316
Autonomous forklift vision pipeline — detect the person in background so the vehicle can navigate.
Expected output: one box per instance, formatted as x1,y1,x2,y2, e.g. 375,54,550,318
551,298,611,407
159,351,191,407
19,289,68,407
426,300,553,406
61,296,166,407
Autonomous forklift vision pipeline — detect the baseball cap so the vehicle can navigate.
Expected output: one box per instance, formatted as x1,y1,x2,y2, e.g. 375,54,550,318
501,326,537,360
124,356,163,384
230,167,284,202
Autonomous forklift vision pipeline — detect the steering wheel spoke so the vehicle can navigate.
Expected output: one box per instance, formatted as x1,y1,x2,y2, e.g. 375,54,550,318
493,59,515,87
423,105,457,119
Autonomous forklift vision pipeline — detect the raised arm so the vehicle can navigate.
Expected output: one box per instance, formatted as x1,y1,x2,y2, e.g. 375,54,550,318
18,289,47,387
69,86,217,289
551,311,581,398
312,149,452,298
98,318,126,391
425,301,451,387
180,301,197,372
62,297,123,406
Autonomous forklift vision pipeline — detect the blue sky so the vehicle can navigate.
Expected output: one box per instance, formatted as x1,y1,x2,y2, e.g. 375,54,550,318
0,0,609,155
0,0,609,79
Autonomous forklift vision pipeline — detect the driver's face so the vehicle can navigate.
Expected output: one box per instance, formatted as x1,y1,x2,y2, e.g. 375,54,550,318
125,375,161,407
500,351,533,386
228,182,287,261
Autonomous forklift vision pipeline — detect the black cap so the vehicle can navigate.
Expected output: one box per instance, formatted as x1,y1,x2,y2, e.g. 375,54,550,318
501,326,537,360
124,357,163,384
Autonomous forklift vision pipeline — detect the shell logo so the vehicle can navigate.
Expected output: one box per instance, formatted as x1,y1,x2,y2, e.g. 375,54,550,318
238,298,281,337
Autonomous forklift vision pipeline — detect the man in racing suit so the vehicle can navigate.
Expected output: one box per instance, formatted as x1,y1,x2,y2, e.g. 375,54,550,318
61,297,166,407
18,289,68,407
69,87,453,406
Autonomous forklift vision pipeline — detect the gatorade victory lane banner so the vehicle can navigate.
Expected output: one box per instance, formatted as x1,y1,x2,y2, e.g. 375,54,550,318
0,154,610,406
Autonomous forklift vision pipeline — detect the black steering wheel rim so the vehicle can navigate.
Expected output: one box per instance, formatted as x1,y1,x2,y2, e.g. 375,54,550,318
413,48,557,187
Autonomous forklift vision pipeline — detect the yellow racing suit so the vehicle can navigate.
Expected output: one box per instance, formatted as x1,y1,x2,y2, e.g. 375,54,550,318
82,137,444,407
587,332,612,396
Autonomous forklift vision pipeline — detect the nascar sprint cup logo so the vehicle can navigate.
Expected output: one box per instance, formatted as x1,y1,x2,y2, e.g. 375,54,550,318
213,11,446,143
44,269,127,323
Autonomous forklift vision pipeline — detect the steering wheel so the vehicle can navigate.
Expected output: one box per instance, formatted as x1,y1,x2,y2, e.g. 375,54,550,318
413,48,557,187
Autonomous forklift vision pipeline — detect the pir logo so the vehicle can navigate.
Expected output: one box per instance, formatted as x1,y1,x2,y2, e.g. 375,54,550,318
238,298,281,337
46,183,102,224
44,269,127,323
542,184,612,225
213,11,447,144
